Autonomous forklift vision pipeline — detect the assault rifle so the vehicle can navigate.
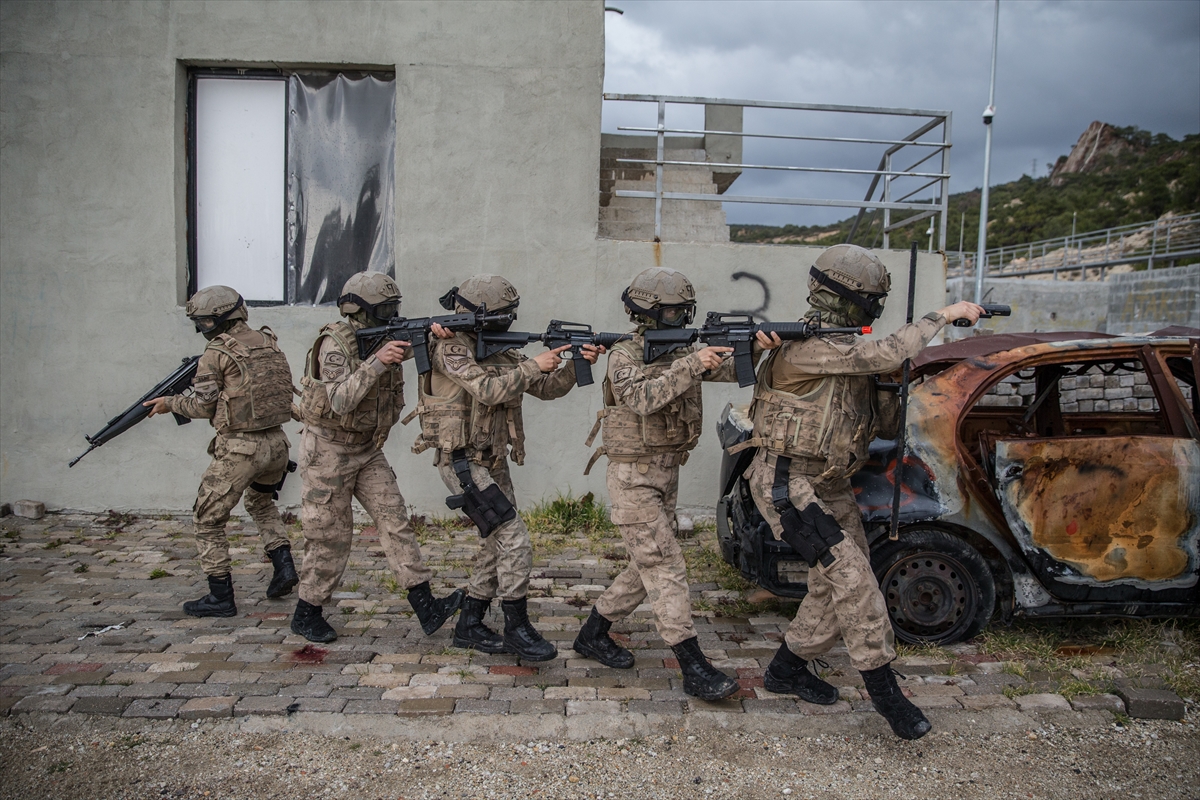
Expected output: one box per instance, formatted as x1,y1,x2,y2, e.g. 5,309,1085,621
644,312,872,387
69,355,201,467
477,320,631,387
355,309,517,374
952,303,1011,327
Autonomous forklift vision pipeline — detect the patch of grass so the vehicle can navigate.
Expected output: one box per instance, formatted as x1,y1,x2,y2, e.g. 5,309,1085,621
148,568,169,580
43,539,66,550
341,606,355,615
378,572,401,594
1056,678,1102,701
895,641,957,663
427,513,472,531
522,491,614,535
48,761,70,774
156,514,173,521
978,618,1200,702
348,742,361,751
1112,711,1132,727
74,564,89,574
1002,684,1037,699
4,530,20,540
346,580,361,593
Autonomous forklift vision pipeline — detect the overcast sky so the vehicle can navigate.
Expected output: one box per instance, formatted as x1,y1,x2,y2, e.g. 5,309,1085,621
602,0,1200,228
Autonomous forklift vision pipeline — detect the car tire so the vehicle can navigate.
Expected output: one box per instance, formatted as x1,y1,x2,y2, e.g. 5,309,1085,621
870,528,995,646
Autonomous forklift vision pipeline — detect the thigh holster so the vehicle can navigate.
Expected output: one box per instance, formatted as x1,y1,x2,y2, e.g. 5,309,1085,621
250,460,298,501
771,456,843,568
445,449,516,539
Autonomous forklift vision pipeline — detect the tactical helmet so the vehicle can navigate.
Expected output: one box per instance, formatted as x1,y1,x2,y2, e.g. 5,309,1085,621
622,267,696,328
438,275,519,330
187,285,247,338
337,271,401,322
808,244,891,321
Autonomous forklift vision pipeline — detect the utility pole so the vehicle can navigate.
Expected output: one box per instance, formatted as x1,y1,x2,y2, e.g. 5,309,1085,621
974,0,1000,304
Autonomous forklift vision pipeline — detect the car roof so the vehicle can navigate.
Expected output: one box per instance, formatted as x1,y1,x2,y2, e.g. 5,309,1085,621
913,327,1200,375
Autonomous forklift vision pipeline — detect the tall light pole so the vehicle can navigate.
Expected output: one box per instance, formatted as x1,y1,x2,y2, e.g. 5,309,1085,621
974,0,1000,304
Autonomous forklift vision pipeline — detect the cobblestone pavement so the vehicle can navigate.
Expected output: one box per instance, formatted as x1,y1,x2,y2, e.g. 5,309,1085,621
0,511,1191,734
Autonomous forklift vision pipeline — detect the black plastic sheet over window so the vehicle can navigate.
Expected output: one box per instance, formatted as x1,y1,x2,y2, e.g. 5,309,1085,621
286,72,396,305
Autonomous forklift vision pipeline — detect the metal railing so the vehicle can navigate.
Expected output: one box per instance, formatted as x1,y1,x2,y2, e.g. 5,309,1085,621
603,93,952,248
946,212,1200,279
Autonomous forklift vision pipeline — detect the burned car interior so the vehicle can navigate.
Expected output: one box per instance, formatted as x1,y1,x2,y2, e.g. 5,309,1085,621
717,330,1200,645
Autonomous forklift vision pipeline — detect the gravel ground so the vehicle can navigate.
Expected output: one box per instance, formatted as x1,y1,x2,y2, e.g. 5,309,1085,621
1,712,1195,800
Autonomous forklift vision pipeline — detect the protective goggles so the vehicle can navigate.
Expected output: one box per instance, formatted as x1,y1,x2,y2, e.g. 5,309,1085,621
621,288,695,328
189,296,244,333
808,266,887,320
338,293,400,322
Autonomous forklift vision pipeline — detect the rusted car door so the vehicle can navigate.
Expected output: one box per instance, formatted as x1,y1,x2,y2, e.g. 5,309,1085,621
994,347,1200,590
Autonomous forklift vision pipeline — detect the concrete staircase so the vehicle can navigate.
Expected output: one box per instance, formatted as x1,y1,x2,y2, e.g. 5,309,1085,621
599,140,730,243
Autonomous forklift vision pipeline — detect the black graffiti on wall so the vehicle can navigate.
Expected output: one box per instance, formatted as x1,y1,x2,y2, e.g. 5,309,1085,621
727,271,771,322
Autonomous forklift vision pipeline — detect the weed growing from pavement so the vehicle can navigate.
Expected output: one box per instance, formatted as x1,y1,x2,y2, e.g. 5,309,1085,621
148,568,168,580
978,617,1200,701
522,492,614,536
73,564,88,574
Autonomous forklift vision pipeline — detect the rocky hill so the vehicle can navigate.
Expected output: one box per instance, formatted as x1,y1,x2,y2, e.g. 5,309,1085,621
732,123,1200,251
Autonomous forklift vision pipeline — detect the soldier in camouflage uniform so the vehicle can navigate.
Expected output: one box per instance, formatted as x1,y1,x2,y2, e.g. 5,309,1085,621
736,244,982,739
144,286,299,617
573,268,780,701
290,272,463,644
411,275,601,661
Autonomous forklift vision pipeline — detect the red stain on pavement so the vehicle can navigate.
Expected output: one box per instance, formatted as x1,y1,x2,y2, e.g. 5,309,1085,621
290,644,328,664
1066,519,1078,536
489,665,536,676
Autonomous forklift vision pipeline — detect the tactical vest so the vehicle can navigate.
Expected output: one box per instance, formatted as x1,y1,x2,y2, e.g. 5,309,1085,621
205,326,294,435
737,342,877,480
584,337,702,473
408,334,528,465
299,321,404,446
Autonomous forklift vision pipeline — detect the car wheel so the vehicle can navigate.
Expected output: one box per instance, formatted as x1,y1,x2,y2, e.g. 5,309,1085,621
870,528,995,646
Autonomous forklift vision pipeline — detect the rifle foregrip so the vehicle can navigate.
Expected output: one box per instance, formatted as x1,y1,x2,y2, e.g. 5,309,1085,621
760,322,815,339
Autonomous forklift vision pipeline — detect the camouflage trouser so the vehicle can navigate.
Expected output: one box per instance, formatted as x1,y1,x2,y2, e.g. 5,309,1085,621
747,449,895,671
297,429,432,607
594,456,696,647
436,451,531,601
193,428,291,578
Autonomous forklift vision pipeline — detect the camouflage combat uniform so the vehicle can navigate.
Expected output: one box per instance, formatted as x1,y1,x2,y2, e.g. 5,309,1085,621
743,312,946,671
166,320,295,577
411,332,577,601
296,320,431,607
585,335,747,646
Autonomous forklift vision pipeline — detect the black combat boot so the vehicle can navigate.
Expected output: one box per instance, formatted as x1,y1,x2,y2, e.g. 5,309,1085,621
670,637,739,701
860,663,931,740
290,598,337,643
407,582,466,635
501,597,557,662
183,574,237,618
572,606,634,669
265,544,299,599
763,643,838,705
452,596,506,653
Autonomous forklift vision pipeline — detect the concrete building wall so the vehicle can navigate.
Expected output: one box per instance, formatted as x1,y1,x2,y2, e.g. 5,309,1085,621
1105,264,1200,334
944,276,1110,339
0,0,947,516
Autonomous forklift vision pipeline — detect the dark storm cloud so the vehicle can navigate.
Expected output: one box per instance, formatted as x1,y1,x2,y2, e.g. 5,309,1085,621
603,0,1200,227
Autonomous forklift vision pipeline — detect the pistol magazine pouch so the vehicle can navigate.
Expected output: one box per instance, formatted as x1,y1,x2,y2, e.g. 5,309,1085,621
445,450,516,538
771,456,843,568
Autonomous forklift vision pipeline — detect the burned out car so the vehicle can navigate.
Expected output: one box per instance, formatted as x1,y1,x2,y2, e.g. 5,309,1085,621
717,328,1200,644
